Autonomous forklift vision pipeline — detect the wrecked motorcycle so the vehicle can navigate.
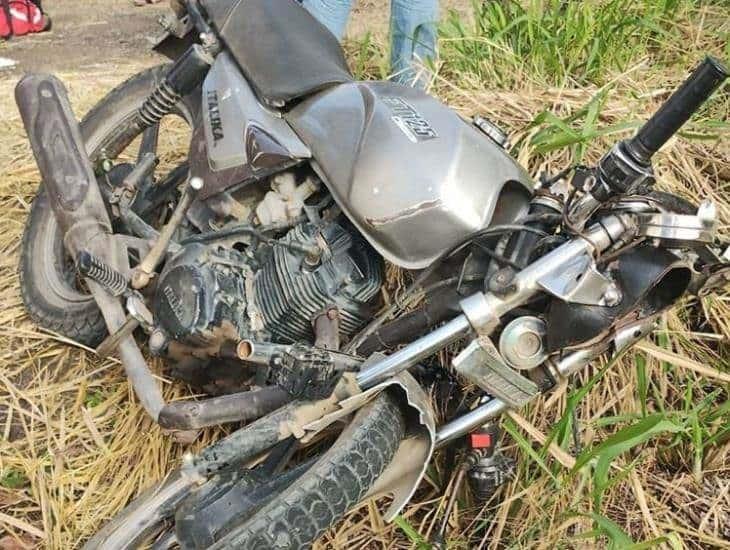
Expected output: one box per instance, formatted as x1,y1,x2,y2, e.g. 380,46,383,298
15,0,729,548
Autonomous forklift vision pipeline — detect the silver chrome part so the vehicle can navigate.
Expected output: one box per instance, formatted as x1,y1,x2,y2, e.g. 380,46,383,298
452,336,539,407
551,315,658,378
613,316,659,354
286,82,533,269
359,216,634,388
584,214,636,251
126,293,154,329
499,316,548,370
202,53,310,171
472,115,510,148
537,256,618,306
437,309,659,449
459,293,496,335
551,347,606,378
567,192,602,229
463,215,634,333
356,315,471,388
435,398,508,447
637,199,717,243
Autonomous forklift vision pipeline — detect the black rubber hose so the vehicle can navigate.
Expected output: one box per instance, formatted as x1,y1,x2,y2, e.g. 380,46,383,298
356,286,464,356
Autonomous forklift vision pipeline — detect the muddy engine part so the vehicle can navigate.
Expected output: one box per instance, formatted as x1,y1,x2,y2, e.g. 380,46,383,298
153,244,250,345
153,222,382,348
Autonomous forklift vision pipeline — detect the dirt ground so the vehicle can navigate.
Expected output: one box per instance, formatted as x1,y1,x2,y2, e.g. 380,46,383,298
0,0,165,74
0,0,468,75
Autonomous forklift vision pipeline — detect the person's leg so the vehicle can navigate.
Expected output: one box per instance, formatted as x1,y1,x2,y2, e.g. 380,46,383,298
390,0,438,88
302,0,353,41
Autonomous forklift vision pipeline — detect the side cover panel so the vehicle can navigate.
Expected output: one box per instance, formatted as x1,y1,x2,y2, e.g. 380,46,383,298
286,82,533,269
191,53,310,200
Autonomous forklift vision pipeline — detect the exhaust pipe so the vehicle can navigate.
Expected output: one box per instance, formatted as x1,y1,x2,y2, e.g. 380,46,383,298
15,74,166,420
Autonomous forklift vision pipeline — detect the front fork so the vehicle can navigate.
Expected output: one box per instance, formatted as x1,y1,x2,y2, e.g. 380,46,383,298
355,213,639,445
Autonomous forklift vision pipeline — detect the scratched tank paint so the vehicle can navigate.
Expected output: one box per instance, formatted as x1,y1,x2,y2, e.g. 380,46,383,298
286,81,534,269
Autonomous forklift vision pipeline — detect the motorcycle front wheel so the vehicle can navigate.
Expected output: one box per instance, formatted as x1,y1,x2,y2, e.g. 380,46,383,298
86,391,406,549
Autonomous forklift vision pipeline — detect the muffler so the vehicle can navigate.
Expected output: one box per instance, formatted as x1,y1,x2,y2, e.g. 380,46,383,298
15,74,166,420
15,74,112,258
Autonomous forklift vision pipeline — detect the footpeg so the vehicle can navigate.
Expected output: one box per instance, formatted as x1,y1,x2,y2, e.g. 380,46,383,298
77,251,128,297
269,343,341,400
453,337,539,407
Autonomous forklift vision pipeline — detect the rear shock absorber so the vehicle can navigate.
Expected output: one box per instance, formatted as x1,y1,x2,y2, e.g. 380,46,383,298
137,43,214,128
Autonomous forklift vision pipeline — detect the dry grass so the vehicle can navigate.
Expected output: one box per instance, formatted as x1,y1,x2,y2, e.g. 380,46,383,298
1,6,729,550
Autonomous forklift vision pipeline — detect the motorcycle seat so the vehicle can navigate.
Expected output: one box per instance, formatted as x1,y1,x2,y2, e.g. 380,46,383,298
200,0,354,106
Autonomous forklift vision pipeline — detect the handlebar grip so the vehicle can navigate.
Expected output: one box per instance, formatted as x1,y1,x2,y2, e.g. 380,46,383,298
629,56,728,161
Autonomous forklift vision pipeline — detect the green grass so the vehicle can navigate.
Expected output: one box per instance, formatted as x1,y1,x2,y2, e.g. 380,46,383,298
439,0,696,87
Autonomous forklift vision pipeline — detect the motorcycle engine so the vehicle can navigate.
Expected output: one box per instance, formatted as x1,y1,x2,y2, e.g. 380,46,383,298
152,221,382,348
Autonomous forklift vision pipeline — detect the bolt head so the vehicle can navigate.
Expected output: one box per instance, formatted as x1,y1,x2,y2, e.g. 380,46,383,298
189,177,204,191
603,285,622,306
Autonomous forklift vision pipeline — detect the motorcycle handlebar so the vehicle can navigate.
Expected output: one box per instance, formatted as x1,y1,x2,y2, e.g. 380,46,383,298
628,56,728,162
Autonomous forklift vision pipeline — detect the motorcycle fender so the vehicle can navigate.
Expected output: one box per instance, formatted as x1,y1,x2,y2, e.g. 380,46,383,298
301,370,436,521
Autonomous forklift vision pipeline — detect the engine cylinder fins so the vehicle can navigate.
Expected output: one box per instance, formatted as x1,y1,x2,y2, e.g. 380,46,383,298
498,316,548,370
254,223,382,344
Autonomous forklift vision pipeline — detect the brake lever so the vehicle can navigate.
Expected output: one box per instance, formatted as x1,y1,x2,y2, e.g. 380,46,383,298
636,198,718,243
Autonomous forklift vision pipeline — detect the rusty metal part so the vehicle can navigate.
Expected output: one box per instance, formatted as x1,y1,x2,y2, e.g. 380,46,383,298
312,306,340,350
96,317,140,359
158,386,291,430
131,176,204,289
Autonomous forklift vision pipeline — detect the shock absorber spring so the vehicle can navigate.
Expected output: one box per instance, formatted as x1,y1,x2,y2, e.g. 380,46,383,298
138,81,180,127
136,44,214,129
77,251,128,297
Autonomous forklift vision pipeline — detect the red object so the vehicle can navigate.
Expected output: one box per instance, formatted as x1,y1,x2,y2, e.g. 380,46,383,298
1,0,47,39
469,432,493,449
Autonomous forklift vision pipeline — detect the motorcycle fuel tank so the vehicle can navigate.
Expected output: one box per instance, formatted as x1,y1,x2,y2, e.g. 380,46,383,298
286,82,534,269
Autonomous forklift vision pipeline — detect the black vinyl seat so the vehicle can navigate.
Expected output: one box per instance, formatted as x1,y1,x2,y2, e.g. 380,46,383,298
200,0,354,106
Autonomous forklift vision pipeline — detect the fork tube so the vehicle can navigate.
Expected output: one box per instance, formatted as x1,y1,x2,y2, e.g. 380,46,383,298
435,398,508,447
356,315,472,388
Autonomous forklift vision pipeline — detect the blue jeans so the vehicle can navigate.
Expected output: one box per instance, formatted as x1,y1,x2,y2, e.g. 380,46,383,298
302,0,438,88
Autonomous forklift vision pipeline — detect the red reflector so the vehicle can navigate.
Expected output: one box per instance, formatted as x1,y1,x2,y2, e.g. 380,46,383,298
469,432,492,449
